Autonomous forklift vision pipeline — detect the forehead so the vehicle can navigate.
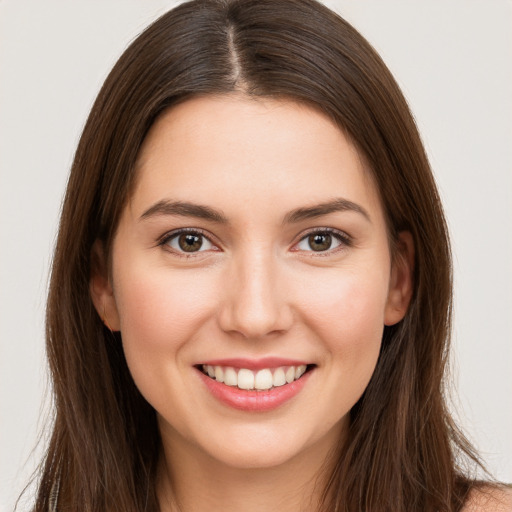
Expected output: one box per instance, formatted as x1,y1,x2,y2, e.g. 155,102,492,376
129,95,384,226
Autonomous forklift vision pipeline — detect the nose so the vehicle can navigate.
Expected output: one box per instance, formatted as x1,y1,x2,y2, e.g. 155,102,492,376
217,249,293,339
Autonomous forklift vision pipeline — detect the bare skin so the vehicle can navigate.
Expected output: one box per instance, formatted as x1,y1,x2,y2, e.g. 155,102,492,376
90,95,450,511
463,486,512,512
90,94,512,512
157,424,343,512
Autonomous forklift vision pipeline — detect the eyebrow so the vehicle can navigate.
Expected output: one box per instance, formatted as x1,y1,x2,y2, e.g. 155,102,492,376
283,198,371,224
140,200,229,223
139,197,371,225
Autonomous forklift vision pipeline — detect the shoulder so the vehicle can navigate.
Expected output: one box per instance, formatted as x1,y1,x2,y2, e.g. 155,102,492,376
462,485,512,512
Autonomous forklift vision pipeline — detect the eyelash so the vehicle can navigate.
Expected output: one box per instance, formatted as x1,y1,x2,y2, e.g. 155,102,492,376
293,227,352,255
158,228,218,257
158,227,352,256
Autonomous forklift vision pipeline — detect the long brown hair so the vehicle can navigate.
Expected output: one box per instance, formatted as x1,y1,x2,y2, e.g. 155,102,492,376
32,0,485,510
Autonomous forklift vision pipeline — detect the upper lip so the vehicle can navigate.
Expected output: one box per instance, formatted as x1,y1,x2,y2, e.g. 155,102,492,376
196,357,311,371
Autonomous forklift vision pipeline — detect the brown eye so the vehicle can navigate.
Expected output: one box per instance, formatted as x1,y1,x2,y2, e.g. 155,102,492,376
296,230,345,253
308,233,332,251
164,231,214,253
178,233,203,252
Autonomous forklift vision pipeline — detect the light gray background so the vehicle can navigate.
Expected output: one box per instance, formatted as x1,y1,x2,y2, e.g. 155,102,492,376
1,1,511,510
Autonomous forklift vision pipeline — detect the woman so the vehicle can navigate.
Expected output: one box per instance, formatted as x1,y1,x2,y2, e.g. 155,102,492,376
28,0,510,510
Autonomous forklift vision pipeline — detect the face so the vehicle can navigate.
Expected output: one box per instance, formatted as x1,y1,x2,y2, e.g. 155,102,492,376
92,95,412,472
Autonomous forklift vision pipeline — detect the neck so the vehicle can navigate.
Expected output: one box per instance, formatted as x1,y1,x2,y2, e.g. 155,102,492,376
157,421,344,512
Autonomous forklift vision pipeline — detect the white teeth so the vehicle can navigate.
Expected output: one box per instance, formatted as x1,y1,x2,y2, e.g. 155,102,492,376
272,367,286,387
254,369,273,390
202,364,310,390
237,369,255,390
295,365,307,379
224,367,237,386
214,366,224,383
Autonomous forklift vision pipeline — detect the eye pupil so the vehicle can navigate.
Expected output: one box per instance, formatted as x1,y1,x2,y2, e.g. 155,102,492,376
179,233,203,252
309,233,332,251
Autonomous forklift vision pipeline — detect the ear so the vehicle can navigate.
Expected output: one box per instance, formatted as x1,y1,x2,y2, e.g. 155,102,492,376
384,231,414,326
89,240,121,332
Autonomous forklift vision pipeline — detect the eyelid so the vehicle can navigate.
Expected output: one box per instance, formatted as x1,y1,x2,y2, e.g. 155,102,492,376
157,227,221,254
156,226,351,255
291,227,353,253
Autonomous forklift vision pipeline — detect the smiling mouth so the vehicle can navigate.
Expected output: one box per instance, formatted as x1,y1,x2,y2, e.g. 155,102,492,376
198,364,314,391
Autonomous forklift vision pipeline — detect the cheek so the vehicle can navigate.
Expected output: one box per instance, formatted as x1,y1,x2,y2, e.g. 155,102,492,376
319,276,387,415
298,266,388,391
301,266,389,343
112,266,217,382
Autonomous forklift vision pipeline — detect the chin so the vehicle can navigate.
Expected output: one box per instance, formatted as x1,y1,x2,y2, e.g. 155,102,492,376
192,418,345,472
221,441,304,470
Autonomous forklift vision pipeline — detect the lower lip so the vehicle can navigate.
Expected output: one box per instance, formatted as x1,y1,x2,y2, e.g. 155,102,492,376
197,369,312,412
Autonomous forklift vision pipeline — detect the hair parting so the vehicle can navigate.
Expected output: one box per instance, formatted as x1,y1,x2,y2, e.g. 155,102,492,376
26,1,491,511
